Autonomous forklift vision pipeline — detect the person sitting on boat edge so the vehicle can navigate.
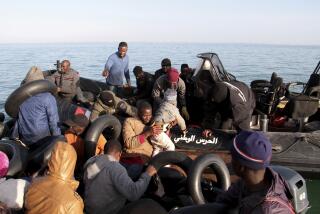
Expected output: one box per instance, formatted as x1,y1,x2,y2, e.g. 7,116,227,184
102,41,131,96
214,131,294,214
151,89,187,157
122,101,162,179
127,66,155,105
83,139,157,214
89,90,138,122
0,151,30,211
45,59,88,104
154,58,172,81
152,67,190,120
25,142,84,214
12,68,62,147
202,80,255,137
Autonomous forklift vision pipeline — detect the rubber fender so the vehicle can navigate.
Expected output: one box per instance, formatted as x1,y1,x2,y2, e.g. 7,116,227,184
5,80,57,118
0,140,28,177
84,115,121,158
187,153,231,205
149,151,193,172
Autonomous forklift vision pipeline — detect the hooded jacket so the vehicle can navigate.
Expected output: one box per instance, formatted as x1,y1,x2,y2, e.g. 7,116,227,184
211,81,255,130
25,142,84,214
90,90,137,122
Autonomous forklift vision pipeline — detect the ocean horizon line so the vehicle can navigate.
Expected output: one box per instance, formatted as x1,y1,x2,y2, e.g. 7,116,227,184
0,41,319,48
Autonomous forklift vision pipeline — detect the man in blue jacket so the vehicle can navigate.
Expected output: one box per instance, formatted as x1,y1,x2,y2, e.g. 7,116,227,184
102,42,131,95
12,92,61,146
12,71,61,146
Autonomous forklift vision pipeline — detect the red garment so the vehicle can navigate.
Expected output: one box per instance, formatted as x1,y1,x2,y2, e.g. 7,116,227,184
167,68,179,83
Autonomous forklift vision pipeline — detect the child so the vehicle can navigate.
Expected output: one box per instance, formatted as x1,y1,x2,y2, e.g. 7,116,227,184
151,89,187,156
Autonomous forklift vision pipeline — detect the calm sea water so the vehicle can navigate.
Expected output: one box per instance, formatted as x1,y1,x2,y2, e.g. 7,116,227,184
0,42,319,212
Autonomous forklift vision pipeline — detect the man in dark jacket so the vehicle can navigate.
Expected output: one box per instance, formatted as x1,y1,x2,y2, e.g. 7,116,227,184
154,58,171,81
128,66,155,105
203,80,255,136
215,131,295,214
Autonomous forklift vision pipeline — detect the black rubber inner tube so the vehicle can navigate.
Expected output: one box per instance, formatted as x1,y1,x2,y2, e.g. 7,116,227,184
84,115,121,159
149,151,193,172
27,136,64,172
5,80,57,118
0,140,28,177
187,153,231,205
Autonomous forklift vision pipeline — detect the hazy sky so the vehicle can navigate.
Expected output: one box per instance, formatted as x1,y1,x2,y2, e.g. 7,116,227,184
1,0,319,45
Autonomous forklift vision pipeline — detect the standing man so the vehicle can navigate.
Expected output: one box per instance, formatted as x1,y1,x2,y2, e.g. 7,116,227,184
102,42,131,95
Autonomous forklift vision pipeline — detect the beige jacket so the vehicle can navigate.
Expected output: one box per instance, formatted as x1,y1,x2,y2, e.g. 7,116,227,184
25,142,84,214
122,117,153,162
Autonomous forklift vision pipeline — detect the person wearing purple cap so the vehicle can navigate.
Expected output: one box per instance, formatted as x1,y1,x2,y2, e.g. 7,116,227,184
215,131,295,214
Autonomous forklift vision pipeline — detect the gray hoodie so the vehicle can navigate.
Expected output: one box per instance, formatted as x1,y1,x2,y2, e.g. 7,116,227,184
83,154,151,214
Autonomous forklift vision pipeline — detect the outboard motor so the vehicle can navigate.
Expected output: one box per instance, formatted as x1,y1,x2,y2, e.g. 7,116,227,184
271,166,309,214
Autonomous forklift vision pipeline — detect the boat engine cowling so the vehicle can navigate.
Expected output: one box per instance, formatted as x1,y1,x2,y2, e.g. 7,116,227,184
271,166,309,214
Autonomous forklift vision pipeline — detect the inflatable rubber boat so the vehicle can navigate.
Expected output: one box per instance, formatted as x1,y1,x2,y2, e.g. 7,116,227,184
1,54,319,180
77,53,320,179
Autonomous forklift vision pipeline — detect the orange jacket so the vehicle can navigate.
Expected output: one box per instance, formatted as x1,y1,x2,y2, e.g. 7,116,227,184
65,131,107,158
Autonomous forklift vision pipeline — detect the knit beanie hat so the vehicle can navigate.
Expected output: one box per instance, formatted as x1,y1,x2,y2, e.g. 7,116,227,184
100,90,115,107
0,151,9,178
167,68,180,83
231,131,272,170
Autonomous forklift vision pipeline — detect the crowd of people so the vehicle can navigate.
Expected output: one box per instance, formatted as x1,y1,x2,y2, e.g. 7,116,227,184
0,41,295,214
